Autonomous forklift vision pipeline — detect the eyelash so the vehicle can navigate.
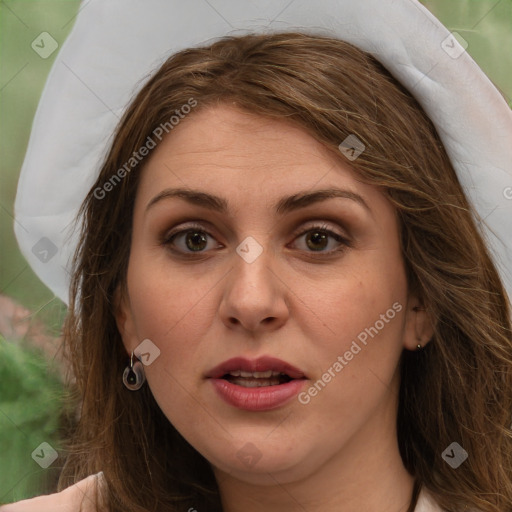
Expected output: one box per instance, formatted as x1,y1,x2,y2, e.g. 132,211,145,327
161,222,351,257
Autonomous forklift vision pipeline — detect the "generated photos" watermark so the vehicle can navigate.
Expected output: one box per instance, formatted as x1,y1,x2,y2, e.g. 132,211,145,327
94,98,197,200
298,301,403,405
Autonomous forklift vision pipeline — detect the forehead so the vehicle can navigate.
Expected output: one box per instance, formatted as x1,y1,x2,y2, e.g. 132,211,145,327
136,104,366,204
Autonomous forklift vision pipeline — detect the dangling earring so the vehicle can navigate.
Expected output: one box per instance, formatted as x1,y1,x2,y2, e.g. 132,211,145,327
122,352,146,390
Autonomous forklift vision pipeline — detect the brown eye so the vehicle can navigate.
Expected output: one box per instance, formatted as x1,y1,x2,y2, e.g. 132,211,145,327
164,228,216,253
161,222,350,257
305,231,329,251
183,231,209,252
292,224,350,255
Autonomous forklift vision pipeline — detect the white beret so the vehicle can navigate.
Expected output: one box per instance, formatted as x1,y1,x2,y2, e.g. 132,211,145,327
14,0,512,305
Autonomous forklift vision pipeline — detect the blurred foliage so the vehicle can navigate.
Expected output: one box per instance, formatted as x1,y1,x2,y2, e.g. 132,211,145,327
0,1,80,502
0,0,510,504
0,1,80,325
0,337,66,504
421,0,512,106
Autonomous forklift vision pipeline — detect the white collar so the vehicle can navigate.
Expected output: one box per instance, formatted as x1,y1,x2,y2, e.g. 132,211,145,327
415,488,444,512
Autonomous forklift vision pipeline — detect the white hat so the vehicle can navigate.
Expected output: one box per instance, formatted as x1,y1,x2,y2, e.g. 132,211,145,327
14,0,512,306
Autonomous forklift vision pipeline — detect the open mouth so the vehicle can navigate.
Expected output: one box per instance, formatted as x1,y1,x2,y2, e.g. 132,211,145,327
221,370,294,387
208,357,307,410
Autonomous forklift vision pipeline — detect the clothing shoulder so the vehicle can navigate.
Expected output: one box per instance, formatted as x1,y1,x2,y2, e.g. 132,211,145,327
415,487,482,512
0,473,103,512
416,487,445,512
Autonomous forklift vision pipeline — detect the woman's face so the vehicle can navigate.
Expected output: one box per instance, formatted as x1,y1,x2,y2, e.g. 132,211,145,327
116,104,426,486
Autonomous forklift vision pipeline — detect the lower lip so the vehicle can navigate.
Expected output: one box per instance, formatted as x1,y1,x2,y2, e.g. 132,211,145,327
209,378,306,411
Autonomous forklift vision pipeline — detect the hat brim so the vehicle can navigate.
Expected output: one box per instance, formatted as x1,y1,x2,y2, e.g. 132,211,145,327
14,0,512,305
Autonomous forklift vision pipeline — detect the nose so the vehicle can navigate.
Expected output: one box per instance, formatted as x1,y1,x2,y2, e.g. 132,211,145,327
218,241,290,334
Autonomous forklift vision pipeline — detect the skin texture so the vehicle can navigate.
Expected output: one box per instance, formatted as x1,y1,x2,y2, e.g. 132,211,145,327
115,105,434,512
0,474,100,511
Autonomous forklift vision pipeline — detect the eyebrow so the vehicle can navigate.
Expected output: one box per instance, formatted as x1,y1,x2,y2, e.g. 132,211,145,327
145,187,372,216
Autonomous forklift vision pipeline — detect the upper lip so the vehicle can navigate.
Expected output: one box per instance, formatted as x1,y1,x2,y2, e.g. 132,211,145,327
205,356,307,379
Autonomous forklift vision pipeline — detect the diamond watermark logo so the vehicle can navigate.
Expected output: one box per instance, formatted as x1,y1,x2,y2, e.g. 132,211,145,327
31,32,58,59
134,338,160,366
236,442,262,468
338,134,366,161
441,32,468,59
442,441,468,469
236,236,263,264
31,237,58,263
31,442,58,469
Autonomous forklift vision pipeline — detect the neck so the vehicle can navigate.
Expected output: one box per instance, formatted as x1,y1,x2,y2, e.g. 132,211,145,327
212,390,415,512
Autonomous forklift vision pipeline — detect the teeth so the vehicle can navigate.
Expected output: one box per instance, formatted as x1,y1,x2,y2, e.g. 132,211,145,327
230,377,282,387
228,370,282,378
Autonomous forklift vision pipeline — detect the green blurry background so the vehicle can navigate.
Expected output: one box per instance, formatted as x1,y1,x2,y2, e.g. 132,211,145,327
0,0,511,504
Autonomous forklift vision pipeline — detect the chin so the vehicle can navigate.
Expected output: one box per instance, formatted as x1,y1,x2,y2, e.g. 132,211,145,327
204,438,317,485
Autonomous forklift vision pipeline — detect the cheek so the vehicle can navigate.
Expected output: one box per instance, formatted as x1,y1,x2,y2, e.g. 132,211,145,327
124,249,213,366
125,256,213,426
127,238,220,324
298,250,408,411
305,246,407,350
307,285,406,392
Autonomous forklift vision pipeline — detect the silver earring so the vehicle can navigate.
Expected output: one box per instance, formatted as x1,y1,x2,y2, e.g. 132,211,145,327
122,352,146,390
416,343,422,350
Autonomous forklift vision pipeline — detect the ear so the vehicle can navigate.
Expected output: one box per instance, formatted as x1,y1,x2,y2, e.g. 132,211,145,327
402,293,435,351
113,284,138,355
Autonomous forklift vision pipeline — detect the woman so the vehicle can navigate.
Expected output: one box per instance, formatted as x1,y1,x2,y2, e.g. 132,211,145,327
4,15,512,512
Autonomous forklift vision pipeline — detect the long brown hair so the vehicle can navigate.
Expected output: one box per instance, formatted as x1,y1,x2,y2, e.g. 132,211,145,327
59,32,512,511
